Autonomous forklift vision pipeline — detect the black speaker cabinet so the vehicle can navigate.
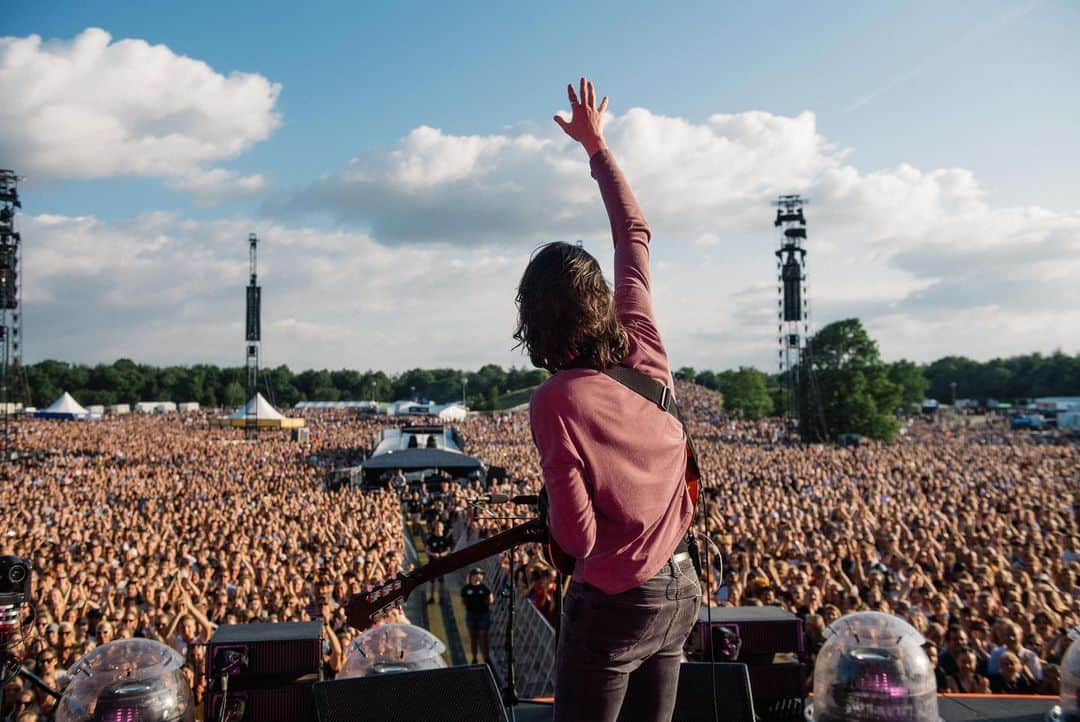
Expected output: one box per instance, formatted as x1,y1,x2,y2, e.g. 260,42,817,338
672,662,756,722
206,621,323,722
207,621,322,683
207,684,317,722
313,665,508,722
695,606,804,660
746,662,807,704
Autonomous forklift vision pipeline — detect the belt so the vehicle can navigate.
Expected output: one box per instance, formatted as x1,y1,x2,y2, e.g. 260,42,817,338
672,534,693,565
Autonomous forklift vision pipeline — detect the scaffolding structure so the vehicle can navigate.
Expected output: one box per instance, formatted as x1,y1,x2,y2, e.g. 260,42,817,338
773,195,810,422
0,171,22,456
245,233,261,439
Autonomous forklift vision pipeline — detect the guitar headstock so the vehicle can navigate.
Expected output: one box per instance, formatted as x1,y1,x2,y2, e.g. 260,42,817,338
346,572,418,631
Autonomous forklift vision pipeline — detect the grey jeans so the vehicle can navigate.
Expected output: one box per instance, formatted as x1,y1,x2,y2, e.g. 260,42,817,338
553,555,701,722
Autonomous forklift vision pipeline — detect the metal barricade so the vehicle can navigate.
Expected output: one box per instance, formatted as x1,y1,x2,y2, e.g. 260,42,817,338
451,519,556,698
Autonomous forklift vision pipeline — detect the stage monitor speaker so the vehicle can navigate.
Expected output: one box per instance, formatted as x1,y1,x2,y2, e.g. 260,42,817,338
696,606,804,661
313,665,508,722
672,662,756,722
207,621,322,683
746,662,807,707
207,684,317,722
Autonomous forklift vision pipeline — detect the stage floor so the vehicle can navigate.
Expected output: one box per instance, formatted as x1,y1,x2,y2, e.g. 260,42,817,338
510,695,1057,722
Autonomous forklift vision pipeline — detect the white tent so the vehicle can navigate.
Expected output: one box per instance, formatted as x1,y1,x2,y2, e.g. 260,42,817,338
434,402,468,421
136,401,176,413
231,393,283,421
229,393,304,428
36,392,96,420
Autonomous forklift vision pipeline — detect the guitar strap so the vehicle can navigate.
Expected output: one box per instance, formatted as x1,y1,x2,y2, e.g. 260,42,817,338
602,365,703,575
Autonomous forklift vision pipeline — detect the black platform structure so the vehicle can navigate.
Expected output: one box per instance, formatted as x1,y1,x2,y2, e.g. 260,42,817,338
0,170,23,456
772,195,828,442
773,194,809,423
244,233,261,440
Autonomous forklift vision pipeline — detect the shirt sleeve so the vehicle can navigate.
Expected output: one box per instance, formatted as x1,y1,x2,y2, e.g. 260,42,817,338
589,148,669,382
530,391,597,559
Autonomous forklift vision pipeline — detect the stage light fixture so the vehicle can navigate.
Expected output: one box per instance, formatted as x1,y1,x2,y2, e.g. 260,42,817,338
339,623,447,678
805,611,939,722
56,639,195,722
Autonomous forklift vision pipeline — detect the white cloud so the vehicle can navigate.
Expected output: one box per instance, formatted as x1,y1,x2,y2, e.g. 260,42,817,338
167,168,267,204
273,106,1080,367
18,213,532,372
279,108,838,243
11,93,1079,370
0,28,280,182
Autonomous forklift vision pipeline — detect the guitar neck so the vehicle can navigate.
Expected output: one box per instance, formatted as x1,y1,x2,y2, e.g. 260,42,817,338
348,518,551,629
419,519,547,582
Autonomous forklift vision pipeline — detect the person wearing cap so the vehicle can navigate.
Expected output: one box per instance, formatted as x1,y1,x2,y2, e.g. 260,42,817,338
43,622,59,654
461,567,493,665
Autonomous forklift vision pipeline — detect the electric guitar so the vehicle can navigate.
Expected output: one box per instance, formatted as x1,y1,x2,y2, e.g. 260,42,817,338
347,449,700,630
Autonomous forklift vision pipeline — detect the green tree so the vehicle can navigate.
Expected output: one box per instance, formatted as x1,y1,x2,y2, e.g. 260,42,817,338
888,359,929,410
392,368,436,401
715,367,772,419
361,371,393,401
675,367,696,382
693,370,719,391
801,318,901,442
265,365,300,407
223,380,246,407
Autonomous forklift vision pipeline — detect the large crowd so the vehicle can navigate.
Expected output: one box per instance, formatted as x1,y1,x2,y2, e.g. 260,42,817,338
1,385,1077,719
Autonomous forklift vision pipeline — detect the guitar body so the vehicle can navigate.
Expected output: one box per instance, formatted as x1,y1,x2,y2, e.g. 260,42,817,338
541,538,576,577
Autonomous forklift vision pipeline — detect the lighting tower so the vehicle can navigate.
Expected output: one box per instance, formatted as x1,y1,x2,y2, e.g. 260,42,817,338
0,170,23,456
773,195,810,421
245,233,261,439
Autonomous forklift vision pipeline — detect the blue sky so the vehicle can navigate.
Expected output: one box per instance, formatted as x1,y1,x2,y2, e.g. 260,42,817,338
2,1,1078,373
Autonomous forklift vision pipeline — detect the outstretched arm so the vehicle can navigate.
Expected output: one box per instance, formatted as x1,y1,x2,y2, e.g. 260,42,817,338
554,77,668,381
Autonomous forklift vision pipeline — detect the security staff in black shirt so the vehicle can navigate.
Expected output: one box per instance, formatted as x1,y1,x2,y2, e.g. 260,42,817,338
425,521,453,604
461,567,493,664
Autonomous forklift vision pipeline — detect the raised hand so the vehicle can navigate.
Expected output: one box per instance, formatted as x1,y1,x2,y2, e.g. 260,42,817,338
553,76,609,157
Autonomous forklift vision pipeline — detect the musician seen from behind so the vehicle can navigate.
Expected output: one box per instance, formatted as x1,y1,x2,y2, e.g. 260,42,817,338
515,77,700,722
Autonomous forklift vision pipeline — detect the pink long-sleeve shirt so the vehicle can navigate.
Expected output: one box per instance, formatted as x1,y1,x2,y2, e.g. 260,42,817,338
529,148,695,595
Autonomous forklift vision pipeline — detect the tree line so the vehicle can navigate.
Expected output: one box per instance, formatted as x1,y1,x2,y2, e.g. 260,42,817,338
677,319,1078,441
16,325,1077,438
17,360,547,412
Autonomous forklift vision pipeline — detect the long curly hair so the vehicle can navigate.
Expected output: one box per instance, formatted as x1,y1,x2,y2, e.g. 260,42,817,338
513,242,628,373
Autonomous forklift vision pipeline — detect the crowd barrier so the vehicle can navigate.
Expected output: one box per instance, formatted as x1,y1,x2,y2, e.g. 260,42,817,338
452,518,556,698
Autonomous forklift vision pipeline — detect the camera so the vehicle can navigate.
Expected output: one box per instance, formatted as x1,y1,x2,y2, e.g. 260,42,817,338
0,555,31,605
0,556,31,645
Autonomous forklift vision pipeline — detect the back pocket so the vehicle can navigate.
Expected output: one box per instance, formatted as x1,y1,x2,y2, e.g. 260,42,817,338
585,599,663,660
